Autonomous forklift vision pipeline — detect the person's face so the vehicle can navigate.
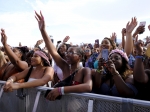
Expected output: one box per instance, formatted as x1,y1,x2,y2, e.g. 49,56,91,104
31,53,42,66
109,53,122,70
101,39,112,50
12,48,22,59
59,44,67,55
65,47,80,64
94,48,99,53
84,48,91,56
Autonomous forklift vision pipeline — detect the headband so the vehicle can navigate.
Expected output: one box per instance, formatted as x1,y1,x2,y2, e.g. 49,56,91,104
34,50,50,66
109,49,129,62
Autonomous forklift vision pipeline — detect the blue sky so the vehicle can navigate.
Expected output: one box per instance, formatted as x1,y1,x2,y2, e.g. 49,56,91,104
0,0,150,48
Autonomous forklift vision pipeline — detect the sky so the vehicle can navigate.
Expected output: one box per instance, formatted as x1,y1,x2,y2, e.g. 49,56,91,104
0,0,150,48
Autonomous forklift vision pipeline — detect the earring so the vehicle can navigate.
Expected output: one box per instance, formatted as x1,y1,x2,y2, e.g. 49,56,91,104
41,62,44,66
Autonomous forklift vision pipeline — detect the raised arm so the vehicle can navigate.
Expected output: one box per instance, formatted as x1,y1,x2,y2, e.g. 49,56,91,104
1,29,28,70
35,11,68,70
133,41,149,83
0,50,7,67
121,28,126,49
125,17,137,56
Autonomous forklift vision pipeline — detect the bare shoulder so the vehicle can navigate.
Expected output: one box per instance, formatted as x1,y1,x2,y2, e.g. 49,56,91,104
81,67,92,76
45,66,54,72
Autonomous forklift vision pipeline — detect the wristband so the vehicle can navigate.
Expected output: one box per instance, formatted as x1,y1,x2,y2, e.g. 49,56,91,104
61,87,65,95
135,56,144,61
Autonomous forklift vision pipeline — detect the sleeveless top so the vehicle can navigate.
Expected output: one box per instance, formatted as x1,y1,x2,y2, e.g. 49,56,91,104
99,83,138,97
27,67,51,87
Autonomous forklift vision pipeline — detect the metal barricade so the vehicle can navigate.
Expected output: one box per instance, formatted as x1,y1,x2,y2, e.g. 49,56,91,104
1,81,150,112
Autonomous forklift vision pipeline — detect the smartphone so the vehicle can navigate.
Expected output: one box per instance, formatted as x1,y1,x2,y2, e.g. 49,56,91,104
88,44,93,49
95,39,99,48
139,21,146,26
44,89,61,100
101,49,109,61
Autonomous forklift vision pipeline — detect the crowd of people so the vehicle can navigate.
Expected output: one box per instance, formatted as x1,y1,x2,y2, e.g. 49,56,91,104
1,11,150,101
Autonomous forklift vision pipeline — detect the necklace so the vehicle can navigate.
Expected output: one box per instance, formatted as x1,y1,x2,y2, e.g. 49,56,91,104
69,64,81,75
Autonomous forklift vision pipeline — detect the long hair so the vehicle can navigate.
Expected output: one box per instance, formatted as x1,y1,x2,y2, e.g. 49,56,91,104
104,37,116,50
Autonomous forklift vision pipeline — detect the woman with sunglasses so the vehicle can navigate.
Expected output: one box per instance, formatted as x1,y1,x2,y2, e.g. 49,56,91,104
83,48,92,67
35,11,92,101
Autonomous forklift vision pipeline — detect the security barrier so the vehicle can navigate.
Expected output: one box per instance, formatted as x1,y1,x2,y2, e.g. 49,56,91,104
0,81,150,112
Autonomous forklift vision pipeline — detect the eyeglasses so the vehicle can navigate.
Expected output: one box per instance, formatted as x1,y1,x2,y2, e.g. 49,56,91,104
85,50,90,52
65,52,78,55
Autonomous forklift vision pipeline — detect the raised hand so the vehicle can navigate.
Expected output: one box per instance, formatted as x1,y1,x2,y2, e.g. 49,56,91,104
126,17,137,33
35,11,45,31
121,28,126,36
134,40,143,55
133,26,145,36
110,32,117,41
135,35,138,43
36,39,43,46
145,36,150,43
1,29,7,45
63,36,70,43
148,25,150,31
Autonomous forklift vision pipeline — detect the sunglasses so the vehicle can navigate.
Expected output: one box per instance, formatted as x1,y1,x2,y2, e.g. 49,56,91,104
85,50,91,52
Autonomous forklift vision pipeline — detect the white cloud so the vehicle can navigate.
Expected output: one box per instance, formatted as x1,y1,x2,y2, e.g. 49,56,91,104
1,0,150,48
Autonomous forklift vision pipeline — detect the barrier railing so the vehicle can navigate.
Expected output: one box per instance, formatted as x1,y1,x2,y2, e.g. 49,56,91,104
0,81,150,112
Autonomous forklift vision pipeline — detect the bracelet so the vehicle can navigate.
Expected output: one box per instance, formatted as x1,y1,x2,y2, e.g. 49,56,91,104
135,56,144,61
8,77,14,82
135,55,143,58
61,87,65,95
96,69,103,73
